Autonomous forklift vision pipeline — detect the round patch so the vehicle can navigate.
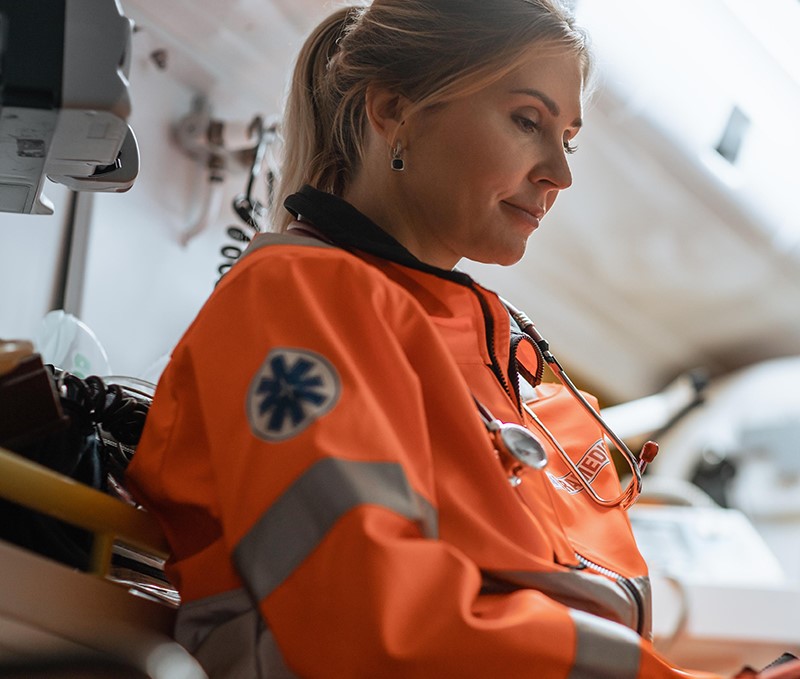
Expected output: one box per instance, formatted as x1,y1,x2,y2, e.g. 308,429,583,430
247,347,340,442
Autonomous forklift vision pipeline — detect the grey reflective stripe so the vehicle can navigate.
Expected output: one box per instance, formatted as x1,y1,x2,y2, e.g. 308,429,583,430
241,230,335,261
176,588,298,678
484,569,641,632
568,609,641,679
630,575,653,640
175,588,254,653
234,457,438,602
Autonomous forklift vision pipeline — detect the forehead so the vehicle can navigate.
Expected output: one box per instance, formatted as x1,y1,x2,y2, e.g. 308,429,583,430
490,46,585,115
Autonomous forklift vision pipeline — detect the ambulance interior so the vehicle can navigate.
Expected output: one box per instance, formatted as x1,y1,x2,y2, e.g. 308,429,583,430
1,0,799,675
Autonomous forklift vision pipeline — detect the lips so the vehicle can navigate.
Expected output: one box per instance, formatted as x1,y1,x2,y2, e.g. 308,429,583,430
501,200,545,228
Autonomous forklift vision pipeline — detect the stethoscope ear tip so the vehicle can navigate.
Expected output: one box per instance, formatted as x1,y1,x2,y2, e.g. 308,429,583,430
635,440,659,476
640,441,659,465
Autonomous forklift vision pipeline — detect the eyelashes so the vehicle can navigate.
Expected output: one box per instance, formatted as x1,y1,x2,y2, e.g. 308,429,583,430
513,115,579,155
513,114,540,134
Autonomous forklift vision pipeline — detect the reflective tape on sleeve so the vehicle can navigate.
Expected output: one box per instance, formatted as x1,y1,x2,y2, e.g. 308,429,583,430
483,568,641,632
234,457,438,602
568,609,641,679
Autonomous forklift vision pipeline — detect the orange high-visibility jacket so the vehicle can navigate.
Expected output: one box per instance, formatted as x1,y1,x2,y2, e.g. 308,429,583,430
127,186,720,678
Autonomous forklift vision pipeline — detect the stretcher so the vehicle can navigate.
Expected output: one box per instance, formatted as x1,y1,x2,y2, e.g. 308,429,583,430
0,445,206,678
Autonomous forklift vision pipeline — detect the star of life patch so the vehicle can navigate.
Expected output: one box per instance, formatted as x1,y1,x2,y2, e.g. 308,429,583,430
247,347,340,442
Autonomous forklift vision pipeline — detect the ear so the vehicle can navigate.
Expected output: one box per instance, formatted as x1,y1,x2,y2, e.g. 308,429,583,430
364,84,412,145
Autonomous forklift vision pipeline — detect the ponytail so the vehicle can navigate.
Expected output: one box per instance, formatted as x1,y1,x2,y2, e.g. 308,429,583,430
271,7,361,231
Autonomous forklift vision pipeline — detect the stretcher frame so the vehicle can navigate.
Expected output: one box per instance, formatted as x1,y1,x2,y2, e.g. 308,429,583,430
0,445,206,678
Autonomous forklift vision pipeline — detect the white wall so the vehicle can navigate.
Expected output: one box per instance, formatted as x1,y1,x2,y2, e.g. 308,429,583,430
70,12,293,380
0,183,71,341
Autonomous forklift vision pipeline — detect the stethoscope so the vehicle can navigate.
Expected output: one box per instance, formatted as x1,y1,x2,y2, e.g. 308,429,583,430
475,298,658,511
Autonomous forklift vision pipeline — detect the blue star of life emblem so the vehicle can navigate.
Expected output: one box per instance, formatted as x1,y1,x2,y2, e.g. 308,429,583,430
247,348,340,442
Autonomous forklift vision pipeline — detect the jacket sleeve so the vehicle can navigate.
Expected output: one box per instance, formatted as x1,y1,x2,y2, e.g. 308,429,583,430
130,244,721,679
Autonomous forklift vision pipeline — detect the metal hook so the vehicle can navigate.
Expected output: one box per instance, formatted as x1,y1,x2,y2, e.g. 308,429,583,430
232,117,276,231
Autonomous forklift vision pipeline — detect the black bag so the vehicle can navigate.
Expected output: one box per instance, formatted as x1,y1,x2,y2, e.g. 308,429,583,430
0,357,150,571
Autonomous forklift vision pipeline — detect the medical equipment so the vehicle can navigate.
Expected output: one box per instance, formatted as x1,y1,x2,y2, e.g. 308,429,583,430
231,116,276,231
473,398,548,486
215,118,279,283
0,444,206,678
0,0,138,214
488,298,659,509
173,102,276,249
630,503,800,674
647,355,800,585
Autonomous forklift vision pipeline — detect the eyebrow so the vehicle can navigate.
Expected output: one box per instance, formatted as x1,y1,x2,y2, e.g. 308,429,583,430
510,88,583,128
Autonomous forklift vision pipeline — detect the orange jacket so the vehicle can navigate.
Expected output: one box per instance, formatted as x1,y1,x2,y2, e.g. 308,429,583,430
127,186,720,678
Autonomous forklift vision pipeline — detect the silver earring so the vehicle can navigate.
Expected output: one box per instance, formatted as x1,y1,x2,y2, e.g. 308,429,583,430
391,143,405,172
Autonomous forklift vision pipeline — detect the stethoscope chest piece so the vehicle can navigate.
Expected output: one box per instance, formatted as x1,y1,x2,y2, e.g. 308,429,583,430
473,397,548,486
492,422,549,487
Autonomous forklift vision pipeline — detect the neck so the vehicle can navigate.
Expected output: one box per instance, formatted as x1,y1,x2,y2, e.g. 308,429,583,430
343,170,458,270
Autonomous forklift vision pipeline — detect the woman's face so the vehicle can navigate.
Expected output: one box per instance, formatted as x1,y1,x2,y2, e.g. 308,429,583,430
397,46,584,268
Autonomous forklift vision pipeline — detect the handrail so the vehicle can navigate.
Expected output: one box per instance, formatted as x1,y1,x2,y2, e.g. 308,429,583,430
0,446,169,574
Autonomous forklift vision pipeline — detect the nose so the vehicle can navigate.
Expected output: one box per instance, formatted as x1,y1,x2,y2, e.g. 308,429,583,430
552,151,573,190
528,142,573,192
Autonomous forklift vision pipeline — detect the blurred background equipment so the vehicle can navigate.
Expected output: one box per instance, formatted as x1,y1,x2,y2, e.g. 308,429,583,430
0,0,138,215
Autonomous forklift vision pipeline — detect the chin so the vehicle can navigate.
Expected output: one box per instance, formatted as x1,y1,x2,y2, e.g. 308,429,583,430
496,254,525,266
472,242,528,267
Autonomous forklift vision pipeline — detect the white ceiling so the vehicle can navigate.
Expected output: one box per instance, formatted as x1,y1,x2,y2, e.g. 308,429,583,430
119,0,800,402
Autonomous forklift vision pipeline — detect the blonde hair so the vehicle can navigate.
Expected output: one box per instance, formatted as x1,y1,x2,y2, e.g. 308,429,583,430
273,0,592,231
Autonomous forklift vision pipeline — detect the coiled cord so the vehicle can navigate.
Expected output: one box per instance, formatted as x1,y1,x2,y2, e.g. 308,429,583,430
52,368,151,485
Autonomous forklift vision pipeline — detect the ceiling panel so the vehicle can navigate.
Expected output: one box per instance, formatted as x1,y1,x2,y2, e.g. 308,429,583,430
115,0,800,402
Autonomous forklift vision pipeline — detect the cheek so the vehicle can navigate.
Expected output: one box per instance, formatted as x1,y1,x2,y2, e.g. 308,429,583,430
414,144,487,201
452,145,517,201
412,122,518,205
463,130,513,170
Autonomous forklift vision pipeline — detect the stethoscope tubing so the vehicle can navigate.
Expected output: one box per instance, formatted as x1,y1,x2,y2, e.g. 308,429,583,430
500,298,649,510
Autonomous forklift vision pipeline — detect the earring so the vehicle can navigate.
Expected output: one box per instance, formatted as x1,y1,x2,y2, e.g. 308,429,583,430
391,143,405,172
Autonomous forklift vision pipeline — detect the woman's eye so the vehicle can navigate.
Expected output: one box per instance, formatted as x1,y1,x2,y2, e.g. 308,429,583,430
563,139,578,155
514,115,539,133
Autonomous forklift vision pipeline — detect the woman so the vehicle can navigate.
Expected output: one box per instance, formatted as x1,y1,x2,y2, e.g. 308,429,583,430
126,1,793,677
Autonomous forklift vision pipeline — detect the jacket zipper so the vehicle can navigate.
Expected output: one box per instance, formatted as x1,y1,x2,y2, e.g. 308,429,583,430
506,308,546,412
511,333,545,391
520,330,545,387
491,292,645,635
574,552,645,636
468,284,514,404
469,287,646,635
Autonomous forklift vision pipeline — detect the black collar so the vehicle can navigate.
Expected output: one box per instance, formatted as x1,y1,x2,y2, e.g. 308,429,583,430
284,185,473,286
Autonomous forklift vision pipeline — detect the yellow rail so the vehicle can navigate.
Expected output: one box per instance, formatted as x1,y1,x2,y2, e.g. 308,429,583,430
0,446,169,575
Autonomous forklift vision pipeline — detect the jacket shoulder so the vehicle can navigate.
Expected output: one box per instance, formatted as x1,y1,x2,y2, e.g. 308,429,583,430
224,231,392,287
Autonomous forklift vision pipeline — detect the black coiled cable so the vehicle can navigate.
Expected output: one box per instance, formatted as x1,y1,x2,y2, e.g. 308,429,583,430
215,120,277,285
0,369,152,571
